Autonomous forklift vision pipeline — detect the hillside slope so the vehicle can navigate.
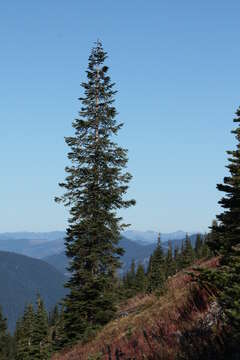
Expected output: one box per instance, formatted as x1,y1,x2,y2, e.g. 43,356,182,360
53,258,225,360
0,237,64,259
0,251,67,332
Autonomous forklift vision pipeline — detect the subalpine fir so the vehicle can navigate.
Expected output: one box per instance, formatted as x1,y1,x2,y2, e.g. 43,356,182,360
15,304,35,360
56,41,135,343
0,307,11,360
200,106,240,344
30,295,50,359
147,233,166,292
214,107,240,335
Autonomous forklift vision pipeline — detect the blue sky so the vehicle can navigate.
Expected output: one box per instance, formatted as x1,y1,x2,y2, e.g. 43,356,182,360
0,1,240,232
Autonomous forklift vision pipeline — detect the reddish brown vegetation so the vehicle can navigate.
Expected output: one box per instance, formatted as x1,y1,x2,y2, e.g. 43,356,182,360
53,257,221,360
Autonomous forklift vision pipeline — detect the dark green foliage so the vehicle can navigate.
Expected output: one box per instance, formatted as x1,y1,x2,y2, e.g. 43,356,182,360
0,307,8,360
199,106,240,342
165,241,176,277
173,246,182,272
207,220,223,255
121,260,136,298
49,305,59,327
147,234,166,292
122,260,147,296
0,307,13,360
135,263,147,292
129,260,136,286
125,260,137,291
181,234,195,268
50,306,67,352
195,233,203,259
15,296,51,360
30,295,51,359
214,108,240,335
195,233,212,259
56,41,135,343
15,304,35,360
119,234,211,300
201,234,212,258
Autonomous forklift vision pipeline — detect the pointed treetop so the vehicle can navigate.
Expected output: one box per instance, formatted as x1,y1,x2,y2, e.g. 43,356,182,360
88,39,107,68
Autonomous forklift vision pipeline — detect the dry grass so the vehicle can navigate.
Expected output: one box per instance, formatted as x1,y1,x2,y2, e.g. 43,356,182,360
53,257,219,360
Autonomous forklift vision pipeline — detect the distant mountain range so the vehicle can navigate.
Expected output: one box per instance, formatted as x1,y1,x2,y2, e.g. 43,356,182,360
123,230,191,244
0,230,192,243
0,230,195,259
0,231,65,241
44,234,199,276
0,251,66,332
0,237,64,259
0,232,65,259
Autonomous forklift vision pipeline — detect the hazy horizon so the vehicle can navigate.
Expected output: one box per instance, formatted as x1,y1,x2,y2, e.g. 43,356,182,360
0,229,203,236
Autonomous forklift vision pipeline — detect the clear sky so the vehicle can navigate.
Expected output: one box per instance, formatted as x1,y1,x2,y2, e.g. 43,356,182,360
0,1,240,233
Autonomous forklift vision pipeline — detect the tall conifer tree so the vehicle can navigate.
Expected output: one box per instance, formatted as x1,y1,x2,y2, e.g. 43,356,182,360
56,41,135,343
200,107,240,344
212,107,240,335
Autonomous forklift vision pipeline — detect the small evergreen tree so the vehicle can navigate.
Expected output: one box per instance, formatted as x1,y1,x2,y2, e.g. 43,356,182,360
15,304,35,360
51,306,67,352
165,241,175,277
147,254,153,275
49,305,59,327
0,307,10,360
178,241,186,270
148,234,166,292
200,234,211,258
181,234,195,268
122,260,137,297
207,220,223,255
128,259,137,289
30,295,51,359
56,41,135,343
173,246,181,272
194,233,203,259
135,263,147,292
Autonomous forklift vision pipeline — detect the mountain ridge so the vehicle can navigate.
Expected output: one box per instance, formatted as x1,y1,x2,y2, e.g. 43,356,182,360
0,251,67,332
44,235,199,275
